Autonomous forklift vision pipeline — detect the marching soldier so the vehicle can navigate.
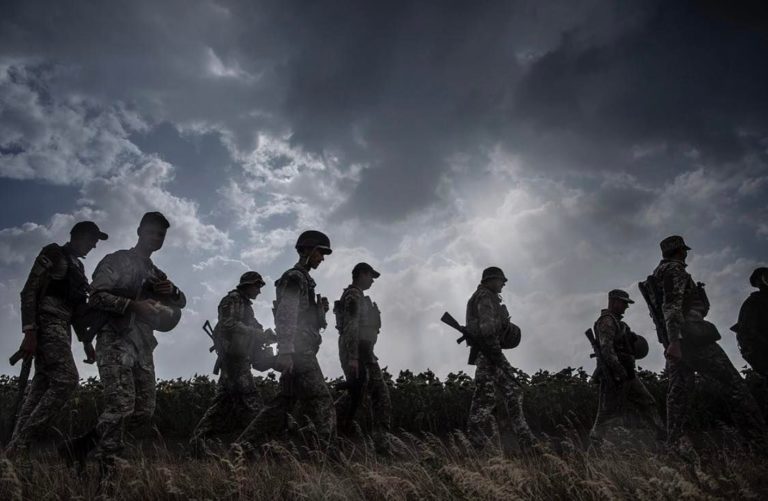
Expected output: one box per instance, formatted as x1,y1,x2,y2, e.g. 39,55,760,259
731,267,768,378
466,266,536,452
335,262,391,448
650,235,765,454
589,289,664,444
190,271,270,450
63,212,186,472
6,221,107,455
235,230,335,450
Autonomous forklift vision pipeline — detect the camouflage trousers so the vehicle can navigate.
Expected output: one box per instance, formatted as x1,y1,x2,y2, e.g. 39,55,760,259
590,375,665,441
95,334,156,459
667,341,766,445
236,354,335,449
468,353,535,450
9,314,78,448
191,357,262,442
337,352,392,436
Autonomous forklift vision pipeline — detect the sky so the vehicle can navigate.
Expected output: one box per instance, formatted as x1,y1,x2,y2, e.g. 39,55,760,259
1,0,767,381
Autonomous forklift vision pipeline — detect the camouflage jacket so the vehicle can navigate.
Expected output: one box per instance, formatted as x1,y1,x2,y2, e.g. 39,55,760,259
273,262,326,355
216,289,263,359
336,285,382,362
90,248,186,356
734,291,768,369
465,284,507,353
594,309,634,380
652,259,708,344
20,242,89,330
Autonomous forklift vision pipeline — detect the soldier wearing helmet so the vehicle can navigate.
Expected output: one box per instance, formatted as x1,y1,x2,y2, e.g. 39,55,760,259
650,235,765,455
190,271,270,452
589,289,664,444
236,230,335,449
465,266,537,452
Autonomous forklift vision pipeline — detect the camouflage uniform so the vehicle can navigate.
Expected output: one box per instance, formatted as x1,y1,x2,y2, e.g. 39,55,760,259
8,243,88,449
589,309,664,441
236,262,335,448
466,284,535,449
732,269,768,377
653,258,766,445
89,248,186,459
191,289,263,441
336,285,391,435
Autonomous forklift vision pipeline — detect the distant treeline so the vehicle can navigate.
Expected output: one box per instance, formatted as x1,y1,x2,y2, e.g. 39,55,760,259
1,367,766,443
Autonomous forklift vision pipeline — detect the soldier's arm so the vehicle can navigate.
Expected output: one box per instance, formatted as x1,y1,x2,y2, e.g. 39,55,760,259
154,266,187,308
661,265,688,343
275,272,302,354
476,293,502,352
19,249,58,331
217,295,240,331
595,316,627,380
89,255,132,314
341,291,361,362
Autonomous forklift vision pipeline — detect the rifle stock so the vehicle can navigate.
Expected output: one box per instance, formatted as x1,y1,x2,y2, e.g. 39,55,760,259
440,312,469,344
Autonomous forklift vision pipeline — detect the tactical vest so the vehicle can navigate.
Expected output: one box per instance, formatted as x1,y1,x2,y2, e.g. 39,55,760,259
274,266,325,351
44,245,89,308
594,313,633,356
358,296,382,344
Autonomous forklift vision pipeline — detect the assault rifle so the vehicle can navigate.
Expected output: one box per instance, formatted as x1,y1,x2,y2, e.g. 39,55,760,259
584,328,617,387
440,312,480,365
202,320,221,375
638,277,668,347
7,350,33,441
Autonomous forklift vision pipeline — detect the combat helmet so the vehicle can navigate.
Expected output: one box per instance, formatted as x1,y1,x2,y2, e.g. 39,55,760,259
482,266,507,282
238,271,265,288
295,230,332,254
632,334,649,360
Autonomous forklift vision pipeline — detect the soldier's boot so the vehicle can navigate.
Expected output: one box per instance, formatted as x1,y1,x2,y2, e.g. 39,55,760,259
58,430,98,472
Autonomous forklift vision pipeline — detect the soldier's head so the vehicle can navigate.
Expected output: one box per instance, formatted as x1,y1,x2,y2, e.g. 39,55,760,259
295,230,332,269
660,235,691,261
352,262,380,291
69,221,108,257
607,289,634,315
137,212,170,252
238,271,265,299
481,266,507,293
750,267,768,291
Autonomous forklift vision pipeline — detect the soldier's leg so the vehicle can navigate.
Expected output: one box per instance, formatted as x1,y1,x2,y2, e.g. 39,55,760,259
666,355,695,445
235,372,294,448
494,357,536,448
292,355,336,447
10,317,78,447
231,364,263,432
127,357,156,438
467,357,499,448
191,383,230,442
9,368,49,447
590,381,621,443
95,344,137,460
367,361,391,434
689,343,767,441
624,377,665,440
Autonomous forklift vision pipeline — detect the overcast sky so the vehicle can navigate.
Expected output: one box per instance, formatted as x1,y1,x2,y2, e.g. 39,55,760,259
1,0,767,381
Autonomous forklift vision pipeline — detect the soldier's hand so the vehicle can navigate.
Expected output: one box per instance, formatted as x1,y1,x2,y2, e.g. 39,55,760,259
275,353,294,374
152,280,176,296
130,299,161,318
348,359,359,379
665,340,683,361
20,329,37,359
83,341,96,364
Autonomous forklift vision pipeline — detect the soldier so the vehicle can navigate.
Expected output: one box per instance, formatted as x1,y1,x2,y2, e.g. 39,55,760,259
589,289,665,444
335,262,391,447
5,221,107,454
731,267,768,377
235,230,335,450
67,212,186,470
190,271,269,450
651,235,766,453
466,266,536,452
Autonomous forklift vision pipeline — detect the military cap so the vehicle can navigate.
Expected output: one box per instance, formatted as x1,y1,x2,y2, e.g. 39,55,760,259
352,262,380,279
482,266,507,282
660,235,691,254
70,221,108,240
139,211,170,229
608,289,634,304
749,267,768,288
295,230,332,254
238,271,265,288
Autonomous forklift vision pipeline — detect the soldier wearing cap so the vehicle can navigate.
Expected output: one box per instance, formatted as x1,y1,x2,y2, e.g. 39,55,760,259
465,266,537,452
334,262,391,447
68,212,187,471
589,289,664,444
6,221,108,454
651,235,765,453
190,271,270,450
236,230,335,450
732,267,768,378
